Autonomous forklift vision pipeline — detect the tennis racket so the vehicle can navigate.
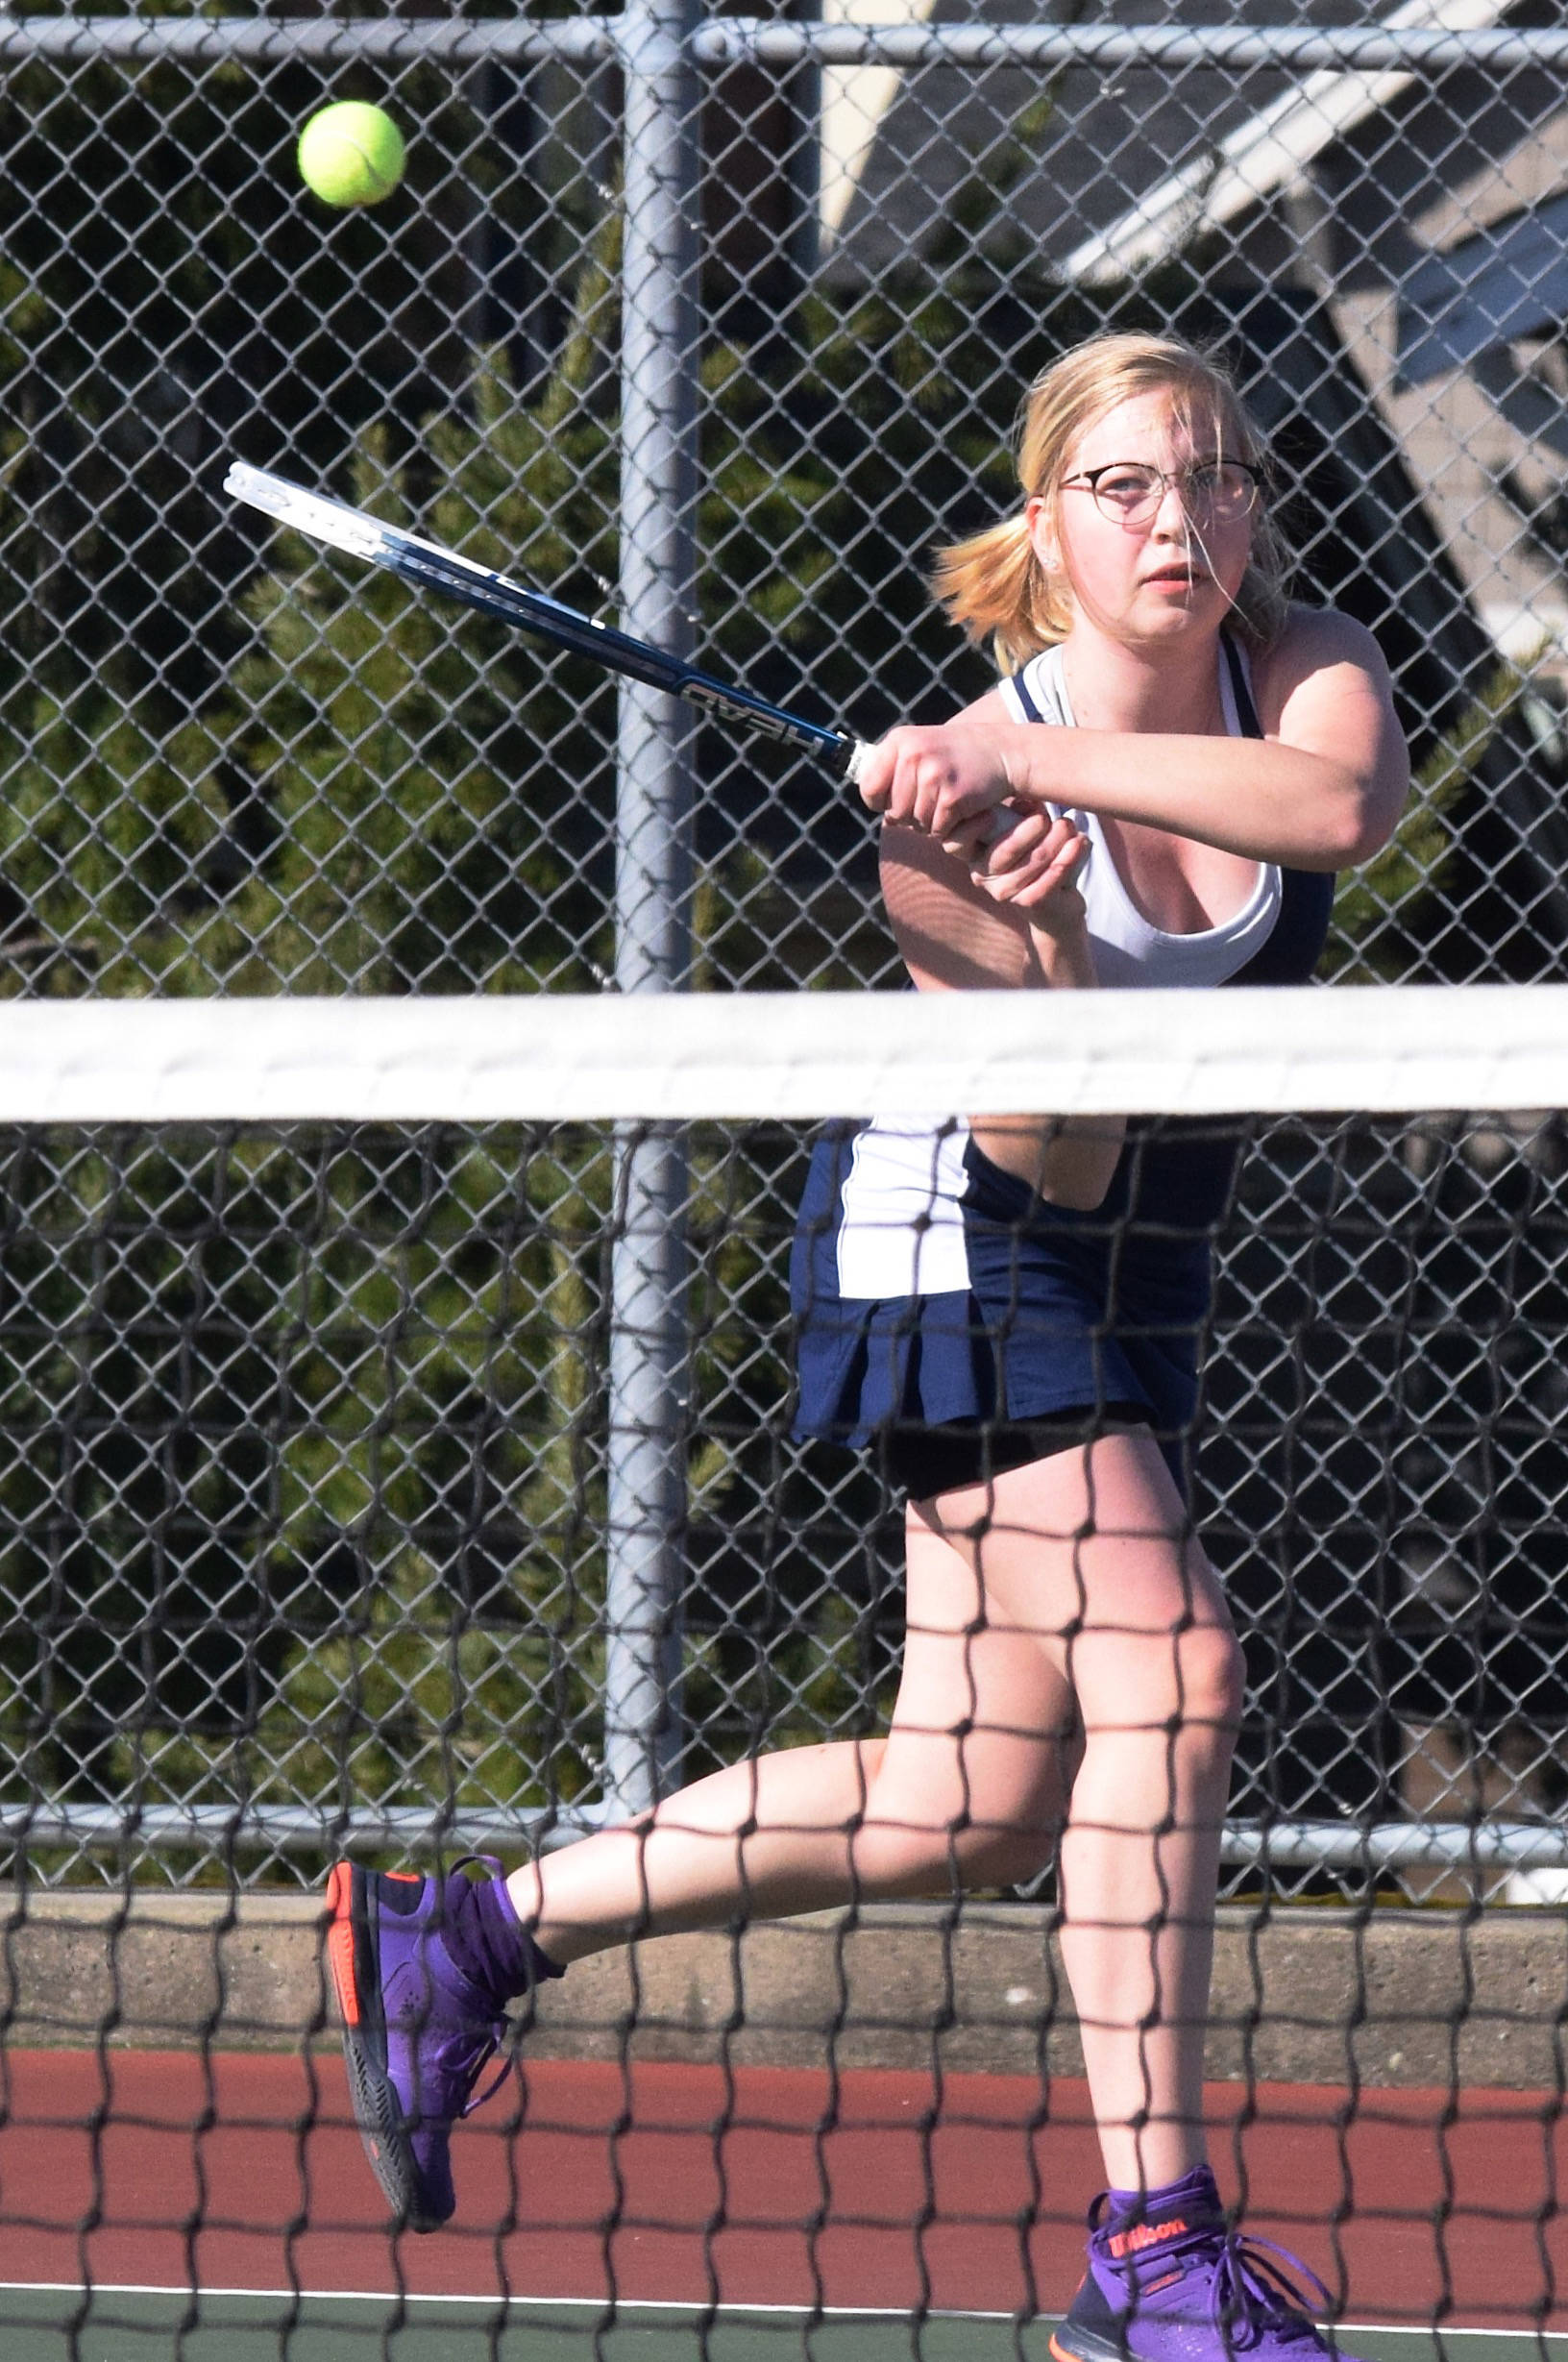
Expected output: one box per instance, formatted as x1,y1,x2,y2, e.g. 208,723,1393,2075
224,462,870,782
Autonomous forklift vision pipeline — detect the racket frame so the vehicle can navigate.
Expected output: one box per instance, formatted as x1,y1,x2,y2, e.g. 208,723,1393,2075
225,461,869,779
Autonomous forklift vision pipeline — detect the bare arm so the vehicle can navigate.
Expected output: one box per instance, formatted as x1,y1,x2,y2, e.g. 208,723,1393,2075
857,607,1410,874
879,819,1126,1211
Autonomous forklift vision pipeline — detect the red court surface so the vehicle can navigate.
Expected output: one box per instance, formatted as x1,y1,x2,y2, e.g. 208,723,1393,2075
3,2051,1564,2331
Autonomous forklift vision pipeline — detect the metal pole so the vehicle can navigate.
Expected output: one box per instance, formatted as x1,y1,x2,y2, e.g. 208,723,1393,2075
601,0,700,1819
16,19,1568,67
17,1803,1568,1881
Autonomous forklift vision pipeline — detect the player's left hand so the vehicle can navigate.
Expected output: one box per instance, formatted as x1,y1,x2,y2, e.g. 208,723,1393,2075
963,807,1089,920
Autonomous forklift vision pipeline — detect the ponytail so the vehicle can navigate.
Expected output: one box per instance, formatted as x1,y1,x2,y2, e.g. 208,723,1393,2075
929,511,1062,677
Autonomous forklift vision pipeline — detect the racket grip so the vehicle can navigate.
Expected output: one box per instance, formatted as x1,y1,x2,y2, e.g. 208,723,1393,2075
842,731,1023,848
841,738,1021,841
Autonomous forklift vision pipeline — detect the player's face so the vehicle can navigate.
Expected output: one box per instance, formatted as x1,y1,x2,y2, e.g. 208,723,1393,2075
1028,389,1257,646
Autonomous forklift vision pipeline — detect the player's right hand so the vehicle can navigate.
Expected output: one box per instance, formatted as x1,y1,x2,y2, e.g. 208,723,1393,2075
853,721,1020,838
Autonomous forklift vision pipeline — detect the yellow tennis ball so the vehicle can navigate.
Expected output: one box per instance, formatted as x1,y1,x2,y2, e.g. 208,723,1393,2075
298,102,405,208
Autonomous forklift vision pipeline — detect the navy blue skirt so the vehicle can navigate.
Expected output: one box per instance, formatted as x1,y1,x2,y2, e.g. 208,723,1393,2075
790,1129,1214,1493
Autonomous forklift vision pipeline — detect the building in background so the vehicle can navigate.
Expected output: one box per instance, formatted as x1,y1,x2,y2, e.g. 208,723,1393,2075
826,0,1568,672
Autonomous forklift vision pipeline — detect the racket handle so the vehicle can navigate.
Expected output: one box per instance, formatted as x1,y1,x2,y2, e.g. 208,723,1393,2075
840,735,1023,847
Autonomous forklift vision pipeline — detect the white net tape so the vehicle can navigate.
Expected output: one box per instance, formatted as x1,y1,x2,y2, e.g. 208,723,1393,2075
8,985,1568,1122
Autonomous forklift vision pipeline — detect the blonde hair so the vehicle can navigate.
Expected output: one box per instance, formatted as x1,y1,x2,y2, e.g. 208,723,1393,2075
932,332,1291,674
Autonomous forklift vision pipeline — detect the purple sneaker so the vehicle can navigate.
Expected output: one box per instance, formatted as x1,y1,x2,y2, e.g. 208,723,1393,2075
1051,2166,1356,2362
326,1858,514,2231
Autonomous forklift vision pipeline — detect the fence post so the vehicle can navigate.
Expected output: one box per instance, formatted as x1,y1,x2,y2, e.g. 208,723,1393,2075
601,0,700,1819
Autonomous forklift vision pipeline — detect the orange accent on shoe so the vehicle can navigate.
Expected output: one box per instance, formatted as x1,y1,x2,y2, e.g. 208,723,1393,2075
325,1863,360,2029
1047,2276,1090,2362
1108,2217,1188,2260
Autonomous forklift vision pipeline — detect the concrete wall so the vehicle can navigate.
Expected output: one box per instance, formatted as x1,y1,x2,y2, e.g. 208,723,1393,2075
4,1893,1566,2091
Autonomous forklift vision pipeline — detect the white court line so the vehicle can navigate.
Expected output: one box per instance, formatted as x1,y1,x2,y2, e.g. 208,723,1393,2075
0,2281,998,2319
0,2283,1560,2338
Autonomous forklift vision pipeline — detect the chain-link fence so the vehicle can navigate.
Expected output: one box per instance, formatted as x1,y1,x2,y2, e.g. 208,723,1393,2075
5,3,1568,1895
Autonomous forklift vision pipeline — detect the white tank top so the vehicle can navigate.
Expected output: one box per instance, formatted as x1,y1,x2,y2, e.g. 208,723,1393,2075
832,638,1281,1300
998,641,1282,989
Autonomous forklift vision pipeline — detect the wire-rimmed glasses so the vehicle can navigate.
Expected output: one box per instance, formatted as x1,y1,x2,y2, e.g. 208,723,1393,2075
1060,461,1262,526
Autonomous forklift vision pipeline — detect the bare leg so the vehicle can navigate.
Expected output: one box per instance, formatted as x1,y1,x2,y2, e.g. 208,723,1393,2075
507,1429,1238,2201
508,1738,901,1958
506,1520,1079,1962
924,1433,1242,2194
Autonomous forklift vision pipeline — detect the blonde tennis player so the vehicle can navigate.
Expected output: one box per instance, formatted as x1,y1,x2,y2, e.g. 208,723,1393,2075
327,332,1407,2362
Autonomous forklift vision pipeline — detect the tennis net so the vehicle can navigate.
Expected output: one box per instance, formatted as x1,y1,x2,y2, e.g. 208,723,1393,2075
4,983,1568,2360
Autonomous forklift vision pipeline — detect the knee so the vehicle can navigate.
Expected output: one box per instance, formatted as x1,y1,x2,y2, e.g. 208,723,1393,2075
1177,1623,1246,1748
858,1736,889,1786
851,1773,1064,1894
949,1815,1062,1888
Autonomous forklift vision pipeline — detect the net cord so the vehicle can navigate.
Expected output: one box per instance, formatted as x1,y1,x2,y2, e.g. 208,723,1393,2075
2,986,1562,1123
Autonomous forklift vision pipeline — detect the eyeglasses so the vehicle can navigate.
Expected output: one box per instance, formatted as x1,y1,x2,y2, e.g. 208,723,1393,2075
1059,461,1262,526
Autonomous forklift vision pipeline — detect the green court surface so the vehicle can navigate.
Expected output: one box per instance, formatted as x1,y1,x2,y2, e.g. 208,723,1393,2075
3,2291,1045,2362
3,2290,1563,2362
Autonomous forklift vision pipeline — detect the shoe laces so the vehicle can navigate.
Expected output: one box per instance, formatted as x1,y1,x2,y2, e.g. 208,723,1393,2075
429,1854,514,2121
456,2028,512,2120
1197,2225,1334,2352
